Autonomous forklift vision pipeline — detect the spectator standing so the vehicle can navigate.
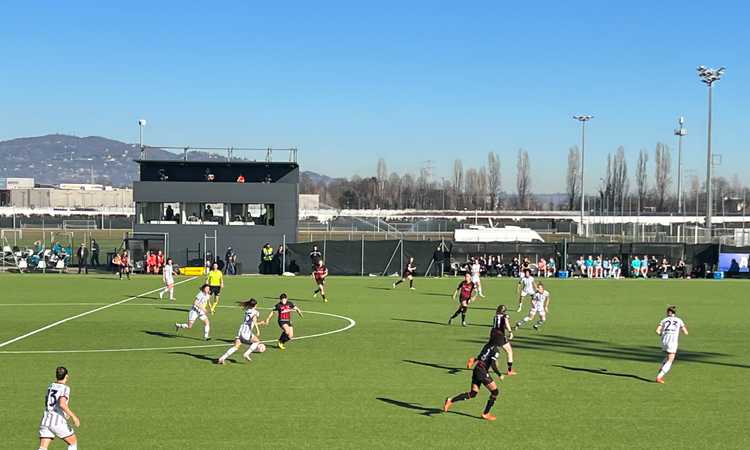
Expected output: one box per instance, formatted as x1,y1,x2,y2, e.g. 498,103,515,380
156,250,165,274
309,245,322,269
631,256,641,278
538,258,547,278
611,256,621,278
90,239,100,267
641,255,650,278
76,243,89,274
164,205,175,221
225,247,236,275
274,245,285,275
260,243,274,274
585,255,594,278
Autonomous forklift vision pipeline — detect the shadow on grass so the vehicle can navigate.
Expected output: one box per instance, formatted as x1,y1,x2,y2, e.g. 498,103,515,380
367,286,393,291
169,351,217,363
403,359,468,375
142,330,203,341
392,318,447,326
420,292,451,297
158,307,189,313
376,397,481,420
553,365,653,383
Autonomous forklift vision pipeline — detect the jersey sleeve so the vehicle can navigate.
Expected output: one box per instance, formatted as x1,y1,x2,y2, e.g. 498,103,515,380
61,385,70,400
288,301,296,309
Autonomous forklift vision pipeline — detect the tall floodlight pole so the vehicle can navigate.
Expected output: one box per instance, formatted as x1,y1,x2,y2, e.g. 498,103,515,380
674,117,687,214
574,115,593,236
697,65,725,240
138,119,147,160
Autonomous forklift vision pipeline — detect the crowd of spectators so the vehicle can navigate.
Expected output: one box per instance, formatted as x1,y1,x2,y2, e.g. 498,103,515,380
452,254,558,278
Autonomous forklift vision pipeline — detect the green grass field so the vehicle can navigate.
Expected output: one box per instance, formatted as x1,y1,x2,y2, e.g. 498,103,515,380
1,273,748,449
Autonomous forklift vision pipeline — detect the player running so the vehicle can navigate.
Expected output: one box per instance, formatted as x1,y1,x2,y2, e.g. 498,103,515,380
448,272,476,327
312,259,329,303
159,257,176,301
516,268,536,312
470,258,485,298
206,262,224,314
217,298,267,364
490,305,517,375
263,293,303,350
443,333,505,421
393,257,417,290
175,284,211,340
655,306,689,384
39,366,80,450
118,250,131,280
514,283,550,330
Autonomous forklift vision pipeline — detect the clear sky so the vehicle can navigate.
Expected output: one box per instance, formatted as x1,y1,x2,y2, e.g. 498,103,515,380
1,1,748,192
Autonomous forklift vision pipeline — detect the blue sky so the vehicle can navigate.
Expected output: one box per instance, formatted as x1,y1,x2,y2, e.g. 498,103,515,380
1,1,748,192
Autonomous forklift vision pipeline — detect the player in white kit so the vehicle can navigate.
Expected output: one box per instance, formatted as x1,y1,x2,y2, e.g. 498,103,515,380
38,366,80,450
175,284,211,340
655,306,689,384
470,259,485,298
217,298,267,364
159,257,176,301
514,283,550,330
516,269,536,312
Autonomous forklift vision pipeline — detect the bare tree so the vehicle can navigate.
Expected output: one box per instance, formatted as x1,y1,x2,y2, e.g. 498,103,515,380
605,146,629,212
376,158,387,206
636,148,649,211
465,168,479,208
654,142,672,211
478,167,489,209
487,152,501,210
452,159,464,209
566,146,580,210
516,149,531,209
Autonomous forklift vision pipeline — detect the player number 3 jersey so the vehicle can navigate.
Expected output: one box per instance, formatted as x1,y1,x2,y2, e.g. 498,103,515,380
41,383,70,427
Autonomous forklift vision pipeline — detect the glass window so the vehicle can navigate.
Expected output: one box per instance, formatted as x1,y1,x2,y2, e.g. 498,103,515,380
137,202,162,224
183,203,226,225
228,203,275,226
162,202,180,223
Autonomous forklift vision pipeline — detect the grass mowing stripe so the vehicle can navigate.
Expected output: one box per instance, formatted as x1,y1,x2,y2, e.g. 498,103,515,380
0,276,197,349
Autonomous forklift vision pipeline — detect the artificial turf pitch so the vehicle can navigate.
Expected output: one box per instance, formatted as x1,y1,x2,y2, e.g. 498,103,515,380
1,273,748,449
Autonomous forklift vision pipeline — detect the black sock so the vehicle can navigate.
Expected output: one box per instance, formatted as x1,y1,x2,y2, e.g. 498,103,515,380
279,332,290,343
322,293,326,299
409,279,414,288
451,392,470,403
483,396,497,414
395,279,403,285
314,288,320,294
507,362,513,371
461,312,466,323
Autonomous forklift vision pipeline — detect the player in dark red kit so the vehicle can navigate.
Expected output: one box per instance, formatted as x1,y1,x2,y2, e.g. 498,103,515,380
263,293,303,350
393,257,417,290
487,304,517,375
449,272,475,326
312,259,329,303
443,333,505,421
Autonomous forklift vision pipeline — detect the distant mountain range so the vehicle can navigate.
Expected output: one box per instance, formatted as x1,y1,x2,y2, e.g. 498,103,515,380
0,134,330,187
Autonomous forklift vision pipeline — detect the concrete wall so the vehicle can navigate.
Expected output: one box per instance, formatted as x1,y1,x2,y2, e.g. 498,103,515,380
6,188,133,208
133,180,298,270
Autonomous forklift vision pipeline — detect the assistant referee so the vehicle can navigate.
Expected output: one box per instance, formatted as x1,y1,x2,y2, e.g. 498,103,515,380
206,262,224,315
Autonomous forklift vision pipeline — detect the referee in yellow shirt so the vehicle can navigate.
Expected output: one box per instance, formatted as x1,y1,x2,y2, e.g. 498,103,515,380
206,262,224,314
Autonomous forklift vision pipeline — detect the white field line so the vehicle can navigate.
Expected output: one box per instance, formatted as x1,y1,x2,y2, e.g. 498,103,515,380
0,310,356,354
0,276,198,349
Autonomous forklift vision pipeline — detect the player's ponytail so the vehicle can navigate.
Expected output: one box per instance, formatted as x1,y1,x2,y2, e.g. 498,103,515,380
496,304,507,314
666,305,677,316
238,298,257,309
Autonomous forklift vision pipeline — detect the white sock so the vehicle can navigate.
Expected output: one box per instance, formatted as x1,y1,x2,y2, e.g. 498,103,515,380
176,323,188,329
523,317,531,323
159,288,164,298
220,346,237,360
658,359,673,377
204,324,210,338
68,445,77,450
169,288,174,299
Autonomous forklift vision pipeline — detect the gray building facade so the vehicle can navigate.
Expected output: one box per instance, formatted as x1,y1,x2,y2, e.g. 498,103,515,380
133,159,298,272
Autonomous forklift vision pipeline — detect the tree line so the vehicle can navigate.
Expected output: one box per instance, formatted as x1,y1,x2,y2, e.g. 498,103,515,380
301,145,747,213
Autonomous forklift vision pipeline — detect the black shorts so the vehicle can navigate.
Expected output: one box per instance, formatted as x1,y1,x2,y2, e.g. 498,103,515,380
472,364,493,387
403,270,413,278
315,277,325,286
278,320,292,328
489,331,508,346
209,286,221,296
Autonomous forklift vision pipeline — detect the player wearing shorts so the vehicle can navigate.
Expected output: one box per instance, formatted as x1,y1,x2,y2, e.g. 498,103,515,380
118,250,131,280
655,306,689,384
514,283,550,330
175,284,211,340
470,258,485,298
449,273,475,327
263,293,303,350
516,269,536,312
393,257,417,290
443,334,505,421
159,257,176,301
39,366,80,450
206,262,224,314
217,298,267,364
312,259,329,303
489,305,516,375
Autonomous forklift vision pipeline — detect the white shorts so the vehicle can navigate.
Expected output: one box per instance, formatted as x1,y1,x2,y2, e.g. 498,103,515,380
521,289,535,298
39,420,74,439
661,337,678,354
531,302,545,313
471,274,480,284
237,324,255,344
188,308,207,322
165,278,174,287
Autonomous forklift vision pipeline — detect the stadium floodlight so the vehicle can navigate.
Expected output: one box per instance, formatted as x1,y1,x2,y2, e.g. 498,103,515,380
138,119,147,159
674,117,687,214
696,66,725,239
573,115,594,237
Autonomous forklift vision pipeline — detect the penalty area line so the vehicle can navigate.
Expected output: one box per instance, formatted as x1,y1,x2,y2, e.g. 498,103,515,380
0,276,198,349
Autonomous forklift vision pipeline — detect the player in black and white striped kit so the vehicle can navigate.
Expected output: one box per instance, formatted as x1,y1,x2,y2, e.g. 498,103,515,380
490,305,517,375
39,366,80,450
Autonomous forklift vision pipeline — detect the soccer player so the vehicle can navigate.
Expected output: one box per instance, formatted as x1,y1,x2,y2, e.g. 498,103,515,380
217,298,267,364
443,333,505,421
175,284,211,340
263,293,303,350
393,257,417,290
159,257,176,301
206,262,224,314
118,250,131,280
449,273,475,327
655,306,689,384
470,258,485,298
514,283,550,330
490,305,517,375
39,366,80,450
312,259,329,303
516,268,536,312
